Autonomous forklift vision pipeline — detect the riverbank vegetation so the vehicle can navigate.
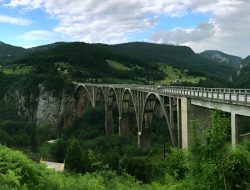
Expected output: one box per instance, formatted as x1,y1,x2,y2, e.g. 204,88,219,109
0,109,249,189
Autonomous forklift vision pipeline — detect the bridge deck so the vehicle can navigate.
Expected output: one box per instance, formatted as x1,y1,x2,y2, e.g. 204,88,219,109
75,82,250,107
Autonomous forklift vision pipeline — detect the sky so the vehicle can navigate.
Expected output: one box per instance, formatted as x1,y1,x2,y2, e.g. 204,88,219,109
0,0,249,58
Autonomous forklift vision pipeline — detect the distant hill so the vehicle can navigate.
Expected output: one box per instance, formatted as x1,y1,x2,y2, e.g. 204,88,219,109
109,42,235,79
233,55,250,88
198,50,242,68
241,55,250,66
28,42,66,53
234,64,250,88
0,41,237,85
12,42,235,79
0,41,28,64
11,42,166,83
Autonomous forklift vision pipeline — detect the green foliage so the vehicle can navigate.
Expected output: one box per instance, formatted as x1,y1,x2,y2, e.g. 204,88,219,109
0,109,250,189
65,139,85,173
204,111,230,159
0,121,37,151
165,148,188,180
50,138,68,163
181,112,250,190
119,156,164,183
0,145,164,190
36,124,55,144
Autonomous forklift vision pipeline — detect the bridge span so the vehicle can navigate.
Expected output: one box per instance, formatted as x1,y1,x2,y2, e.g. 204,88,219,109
74,82,250,148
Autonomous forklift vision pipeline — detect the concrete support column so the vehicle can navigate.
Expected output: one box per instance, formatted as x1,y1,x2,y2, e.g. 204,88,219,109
91,101,96,108
231,112,239,146
105,105,114,134
169,97,174,127
177,98,182,148
139,127,151,148
181,97,191,148
119,113,129,136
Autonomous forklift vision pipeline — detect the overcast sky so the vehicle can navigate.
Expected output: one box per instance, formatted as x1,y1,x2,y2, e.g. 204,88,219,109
0,0,249,58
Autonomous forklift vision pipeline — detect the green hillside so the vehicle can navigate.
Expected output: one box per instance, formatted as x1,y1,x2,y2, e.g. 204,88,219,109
0,41,28,64
232,55,250,88
3,42,235,84
0,41,239,94
199,50,242,68
241,55,250,66
110,42,235,79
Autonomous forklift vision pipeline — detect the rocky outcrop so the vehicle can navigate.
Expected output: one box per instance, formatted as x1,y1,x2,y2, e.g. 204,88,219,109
4,90,37,122
4,87,80,129
35,88,76,128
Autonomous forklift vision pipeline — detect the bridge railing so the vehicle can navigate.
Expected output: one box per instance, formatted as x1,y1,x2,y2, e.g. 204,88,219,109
137,85,250,104
74,82,250,105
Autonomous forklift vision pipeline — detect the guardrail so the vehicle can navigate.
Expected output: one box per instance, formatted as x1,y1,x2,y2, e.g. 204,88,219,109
74,82,250,105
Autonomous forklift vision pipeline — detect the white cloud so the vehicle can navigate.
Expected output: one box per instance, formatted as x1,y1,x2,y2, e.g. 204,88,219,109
0,14,31,25
4,0,189,43
4,0,250,57
151,0,250,57
186,0,250,57
20,30,57,41
152,21,216,44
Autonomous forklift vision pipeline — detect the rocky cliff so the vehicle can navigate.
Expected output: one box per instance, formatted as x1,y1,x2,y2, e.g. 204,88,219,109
4,87,79,129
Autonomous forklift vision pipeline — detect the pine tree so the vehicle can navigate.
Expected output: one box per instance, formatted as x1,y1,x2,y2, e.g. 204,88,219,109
65,139,83,172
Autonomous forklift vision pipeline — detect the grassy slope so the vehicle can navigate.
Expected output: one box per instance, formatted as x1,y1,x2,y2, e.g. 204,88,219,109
157,65,205,85
0,42,28,64
7,42,235,84
111,42,235,80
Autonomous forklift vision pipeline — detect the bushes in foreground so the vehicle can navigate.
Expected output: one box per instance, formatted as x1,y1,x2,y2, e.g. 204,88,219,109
0,145,162,190
1,111,249,189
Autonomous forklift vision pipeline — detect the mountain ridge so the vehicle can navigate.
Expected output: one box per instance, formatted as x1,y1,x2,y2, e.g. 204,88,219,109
198,50,242,68
0,41,237,82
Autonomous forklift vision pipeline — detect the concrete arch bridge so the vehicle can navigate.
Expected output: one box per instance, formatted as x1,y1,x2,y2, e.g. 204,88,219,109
74,82,250,148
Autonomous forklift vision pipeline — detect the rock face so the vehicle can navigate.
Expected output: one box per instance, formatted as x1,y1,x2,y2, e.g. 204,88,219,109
35,88,76,128
4,90,37,122
4,86,86,129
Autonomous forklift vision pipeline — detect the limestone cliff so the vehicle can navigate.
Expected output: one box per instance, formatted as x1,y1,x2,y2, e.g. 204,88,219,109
4,87,77,128
35,88,76,128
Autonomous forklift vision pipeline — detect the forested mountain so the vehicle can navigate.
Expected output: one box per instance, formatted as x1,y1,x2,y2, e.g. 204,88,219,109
241,55,250,66
6,41,235,81
0,41,240,88
0,41,28,63
109,42,235,79
198,50,242,68
28,42,66,53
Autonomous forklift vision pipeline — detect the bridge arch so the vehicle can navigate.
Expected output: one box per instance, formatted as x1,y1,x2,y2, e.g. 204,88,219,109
75,85,93,116
95,86,106,107
75,84,93,103
120,88,139,136
105,87,120,134
107,87,119,105
140,92,175,147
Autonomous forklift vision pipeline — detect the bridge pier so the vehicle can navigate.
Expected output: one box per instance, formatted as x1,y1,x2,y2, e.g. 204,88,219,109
180,97,191,148
231,112,239,146
105,105,114,134
177,98,182,148
139,127,151,148
119,113,130,136
169,97,180,147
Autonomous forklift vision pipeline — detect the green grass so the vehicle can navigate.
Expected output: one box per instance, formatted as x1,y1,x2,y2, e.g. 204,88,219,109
156,65,205,85
107,60,131,71
2,66,33,75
